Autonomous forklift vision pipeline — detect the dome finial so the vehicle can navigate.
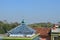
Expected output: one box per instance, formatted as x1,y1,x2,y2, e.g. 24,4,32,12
22,19,24,23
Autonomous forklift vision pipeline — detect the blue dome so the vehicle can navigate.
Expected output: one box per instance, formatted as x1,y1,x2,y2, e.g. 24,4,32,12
8,20,36,35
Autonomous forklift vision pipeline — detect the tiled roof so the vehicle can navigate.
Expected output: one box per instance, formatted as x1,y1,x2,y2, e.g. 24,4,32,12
33,27,51,40
33,27,51,37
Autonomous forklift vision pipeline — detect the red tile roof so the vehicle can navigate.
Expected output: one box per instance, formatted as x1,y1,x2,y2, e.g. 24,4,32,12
33,27,51,37
33,27,51,40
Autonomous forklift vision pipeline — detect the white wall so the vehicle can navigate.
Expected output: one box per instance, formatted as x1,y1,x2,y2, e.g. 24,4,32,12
9,33,35,37
26,33,35,37
10,34,24,37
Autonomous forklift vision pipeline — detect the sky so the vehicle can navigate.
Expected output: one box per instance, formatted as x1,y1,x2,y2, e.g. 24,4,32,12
0,0,60,24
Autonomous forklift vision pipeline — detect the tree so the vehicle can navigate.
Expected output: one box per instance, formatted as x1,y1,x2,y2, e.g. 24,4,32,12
0,20,20,34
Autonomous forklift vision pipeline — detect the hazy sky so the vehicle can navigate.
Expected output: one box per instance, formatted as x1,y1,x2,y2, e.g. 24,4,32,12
0,0,60,24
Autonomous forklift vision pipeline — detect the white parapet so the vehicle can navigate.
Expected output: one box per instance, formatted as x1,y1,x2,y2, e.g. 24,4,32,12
52,28,60,32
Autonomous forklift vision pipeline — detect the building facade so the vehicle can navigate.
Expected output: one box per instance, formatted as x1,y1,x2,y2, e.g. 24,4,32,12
51,24,60,40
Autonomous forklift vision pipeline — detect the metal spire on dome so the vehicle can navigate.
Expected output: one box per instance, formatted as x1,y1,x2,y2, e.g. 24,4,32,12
21,19,24,23
21,19,25,25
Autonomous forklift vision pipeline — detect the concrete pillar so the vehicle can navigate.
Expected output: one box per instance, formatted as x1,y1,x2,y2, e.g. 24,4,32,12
51,36,54,40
